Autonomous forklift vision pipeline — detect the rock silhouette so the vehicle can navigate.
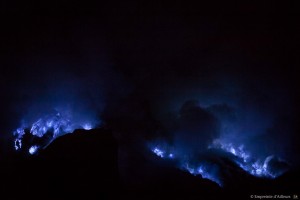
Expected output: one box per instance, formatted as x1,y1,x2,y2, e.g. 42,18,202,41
0,128,119,199
1,128,299,199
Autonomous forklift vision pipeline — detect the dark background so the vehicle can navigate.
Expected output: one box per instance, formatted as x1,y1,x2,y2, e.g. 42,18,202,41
0,1,299,198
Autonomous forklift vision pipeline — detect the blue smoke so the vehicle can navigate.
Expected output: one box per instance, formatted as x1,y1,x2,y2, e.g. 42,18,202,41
6,32,127,155
148,101,290,187
210,139,289,178
150,140,289,187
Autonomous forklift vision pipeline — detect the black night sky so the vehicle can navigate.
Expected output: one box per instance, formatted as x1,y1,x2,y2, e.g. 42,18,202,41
0,2,299,199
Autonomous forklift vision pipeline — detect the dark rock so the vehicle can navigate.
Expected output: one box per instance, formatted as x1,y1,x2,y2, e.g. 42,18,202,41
1,127,299,200
0,128,119,199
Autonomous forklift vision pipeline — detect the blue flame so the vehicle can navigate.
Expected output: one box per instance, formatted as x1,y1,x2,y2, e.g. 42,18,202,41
209,140,251,162
150,138,289,187
13,109,98,154
14,138,22,150
82,123,93,130
210,139,288,178
151,146,176,159
153,147,165,158
150,144,223,186
29,145,39,155
181,162,222,186
28,112,73,137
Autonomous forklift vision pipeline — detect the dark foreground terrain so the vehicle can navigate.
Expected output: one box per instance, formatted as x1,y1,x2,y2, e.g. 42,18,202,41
0,128,298,199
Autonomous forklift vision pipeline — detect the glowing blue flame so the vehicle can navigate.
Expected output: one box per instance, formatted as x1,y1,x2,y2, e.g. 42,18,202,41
28,112,72,137
211,139,288,178
150,144,223,186
153,147,165,158
181,162,222,186
29,145,39,155
151,146,176,159
150,138,289,187
13,109,97,153
14,139,22,150
82,123,93,130
210,139,250,162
